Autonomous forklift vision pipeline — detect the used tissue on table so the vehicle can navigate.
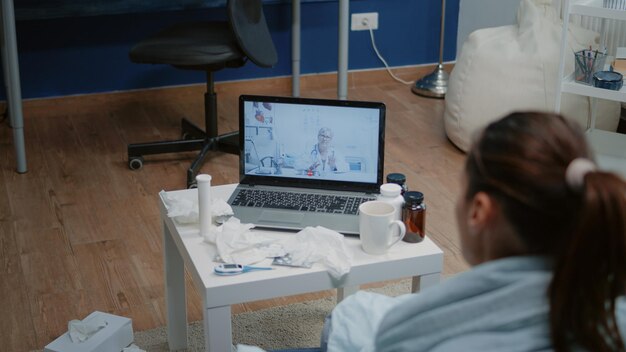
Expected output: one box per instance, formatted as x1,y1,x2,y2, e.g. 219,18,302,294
208,217,282,265
159,190,233,224
206,222,353,278
280,226,353,279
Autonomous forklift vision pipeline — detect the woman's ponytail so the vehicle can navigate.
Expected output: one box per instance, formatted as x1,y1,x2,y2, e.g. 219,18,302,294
549,171,626,352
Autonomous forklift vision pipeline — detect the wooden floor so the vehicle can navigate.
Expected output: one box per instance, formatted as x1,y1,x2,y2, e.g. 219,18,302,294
0,65,469,351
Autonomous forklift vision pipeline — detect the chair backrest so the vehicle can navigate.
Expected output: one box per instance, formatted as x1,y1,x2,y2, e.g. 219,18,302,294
228,0,278,68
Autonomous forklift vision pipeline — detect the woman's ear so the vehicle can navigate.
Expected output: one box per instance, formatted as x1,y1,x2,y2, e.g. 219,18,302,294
467,191,496,236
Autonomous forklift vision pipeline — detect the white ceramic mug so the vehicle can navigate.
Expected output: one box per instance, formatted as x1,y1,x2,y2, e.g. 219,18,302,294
359,201,406,255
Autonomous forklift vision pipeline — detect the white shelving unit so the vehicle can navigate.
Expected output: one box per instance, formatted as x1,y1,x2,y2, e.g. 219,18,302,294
555,0,626,177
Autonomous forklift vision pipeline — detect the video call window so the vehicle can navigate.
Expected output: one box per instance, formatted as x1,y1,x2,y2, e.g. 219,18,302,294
243,100,380,184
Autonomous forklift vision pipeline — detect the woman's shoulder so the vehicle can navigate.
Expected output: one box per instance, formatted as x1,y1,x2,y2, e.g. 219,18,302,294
374,256,554,351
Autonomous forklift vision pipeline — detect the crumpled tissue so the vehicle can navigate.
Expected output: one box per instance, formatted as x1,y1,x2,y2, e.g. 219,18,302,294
68,318,107,343
281,226,353,279
159,190,233,224
207,221,352,278
237,344,266,352
207,217,283,265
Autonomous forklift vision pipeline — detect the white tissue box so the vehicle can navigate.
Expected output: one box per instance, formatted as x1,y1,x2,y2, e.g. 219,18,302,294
44,311,133,352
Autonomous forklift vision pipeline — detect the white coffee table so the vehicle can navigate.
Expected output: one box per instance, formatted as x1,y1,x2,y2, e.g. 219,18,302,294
161,184,444,351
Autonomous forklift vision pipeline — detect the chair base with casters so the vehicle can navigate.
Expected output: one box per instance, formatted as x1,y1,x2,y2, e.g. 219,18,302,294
127,72,239,188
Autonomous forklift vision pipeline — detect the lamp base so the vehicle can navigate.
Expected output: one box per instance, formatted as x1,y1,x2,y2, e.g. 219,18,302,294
411,64,449,99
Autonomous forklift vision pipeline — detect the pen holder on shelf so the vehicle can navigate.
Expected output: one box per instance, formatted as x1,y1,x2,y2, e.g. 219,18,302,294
574,50,607,85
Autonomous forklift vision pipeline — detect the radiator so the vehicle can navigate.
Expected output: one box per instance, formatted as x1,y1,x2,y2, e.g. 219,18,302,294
571,14,626,56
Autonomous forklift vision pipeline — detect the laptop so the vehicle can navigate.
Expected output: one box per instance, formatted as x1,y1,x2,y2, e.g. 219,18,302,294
227,95,386,235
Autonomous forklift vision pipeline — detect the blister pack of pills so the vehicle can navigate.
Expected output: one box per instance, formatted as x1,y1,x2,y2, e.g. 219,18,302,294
272,254,313,268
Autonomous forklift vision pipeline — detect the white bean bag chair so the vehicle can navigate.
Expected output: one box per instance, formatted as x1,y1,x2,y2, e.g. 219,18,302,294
444,0,620,152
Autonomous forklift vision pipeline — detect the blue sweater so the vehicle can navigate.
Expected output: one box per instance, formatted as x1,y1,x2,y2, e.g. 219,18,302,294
327,256,626,351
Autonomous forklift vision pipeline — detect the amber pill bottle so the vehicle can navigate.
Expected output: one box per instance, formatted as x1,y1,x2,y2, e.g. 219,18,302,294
402,191,426,243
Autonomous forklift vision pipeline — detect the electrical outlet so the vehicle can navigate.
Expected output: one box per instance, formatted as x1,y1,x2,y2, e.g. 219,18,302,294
351,12,378,31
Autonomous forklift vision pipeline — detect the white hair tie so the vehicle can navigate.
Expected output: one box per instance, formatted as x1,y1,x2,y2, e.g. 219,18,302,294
565,158,596,190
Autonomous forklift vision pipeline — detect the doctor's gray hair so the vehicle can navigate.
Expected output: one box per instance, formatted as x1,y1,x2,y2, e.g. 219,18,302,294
318,127,333,138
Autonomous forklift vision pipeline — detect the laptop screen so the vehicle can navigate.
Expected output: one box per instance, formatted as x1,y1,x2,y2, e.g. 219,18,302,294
238,95,385,193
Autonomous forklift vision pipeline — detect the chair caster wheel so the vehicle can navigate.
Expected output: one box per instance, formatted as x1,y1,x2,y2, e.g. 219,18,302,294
129,157,144,170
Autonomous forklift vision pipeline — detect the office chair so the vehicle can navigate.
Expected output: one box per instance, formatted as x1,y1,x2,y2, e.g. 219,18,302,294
127,0,278,188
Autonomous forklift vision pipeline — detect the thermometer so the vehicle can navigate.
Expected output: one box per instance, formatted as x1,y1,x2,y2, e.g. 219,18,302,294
214,263,273,276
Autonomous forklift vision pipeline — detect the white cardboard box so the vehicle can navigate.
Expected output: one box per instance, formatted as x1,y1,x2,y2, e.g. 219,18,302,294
44,311,133,352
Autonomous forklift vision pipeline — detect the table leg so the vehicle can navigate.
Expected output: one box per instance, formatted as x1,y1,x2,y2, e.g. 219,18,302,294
291,0,300,97
337,285,359,303
411,272,441,293
163,221,188,350
1,0,27,173
204,305,232,352
337,0,349,100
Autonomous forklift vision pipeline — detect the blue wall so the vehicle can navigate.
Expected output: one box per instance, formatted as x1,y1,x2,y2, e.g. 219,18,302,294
10,0,459,100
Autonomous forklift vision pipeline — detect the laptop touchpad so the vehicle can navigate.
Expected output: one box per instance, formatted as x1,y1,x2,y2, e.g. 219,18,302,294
258,210,304,224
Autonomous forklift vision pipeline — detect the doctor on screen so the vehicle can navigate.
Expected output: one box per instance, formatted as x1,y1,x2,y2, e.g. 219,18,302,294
308,127,348,174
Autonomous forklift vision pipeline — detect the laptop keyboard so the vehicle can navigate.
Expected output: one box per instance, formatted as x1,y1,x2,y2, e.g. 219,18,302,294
230,189,376,215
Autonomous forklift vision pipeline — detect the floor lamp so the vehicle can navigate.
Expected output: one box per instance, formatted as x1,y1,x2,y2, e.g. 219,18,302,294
412,0,448,99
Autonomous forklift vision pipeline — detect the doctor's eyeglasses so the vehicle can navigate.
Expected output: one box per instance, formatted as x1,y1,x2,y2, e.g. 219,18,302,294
318,133,332,140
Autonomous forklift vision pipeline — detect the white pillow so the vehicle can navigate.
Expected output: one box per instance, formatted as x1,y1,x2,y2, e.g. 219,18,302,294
444,0,619,152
